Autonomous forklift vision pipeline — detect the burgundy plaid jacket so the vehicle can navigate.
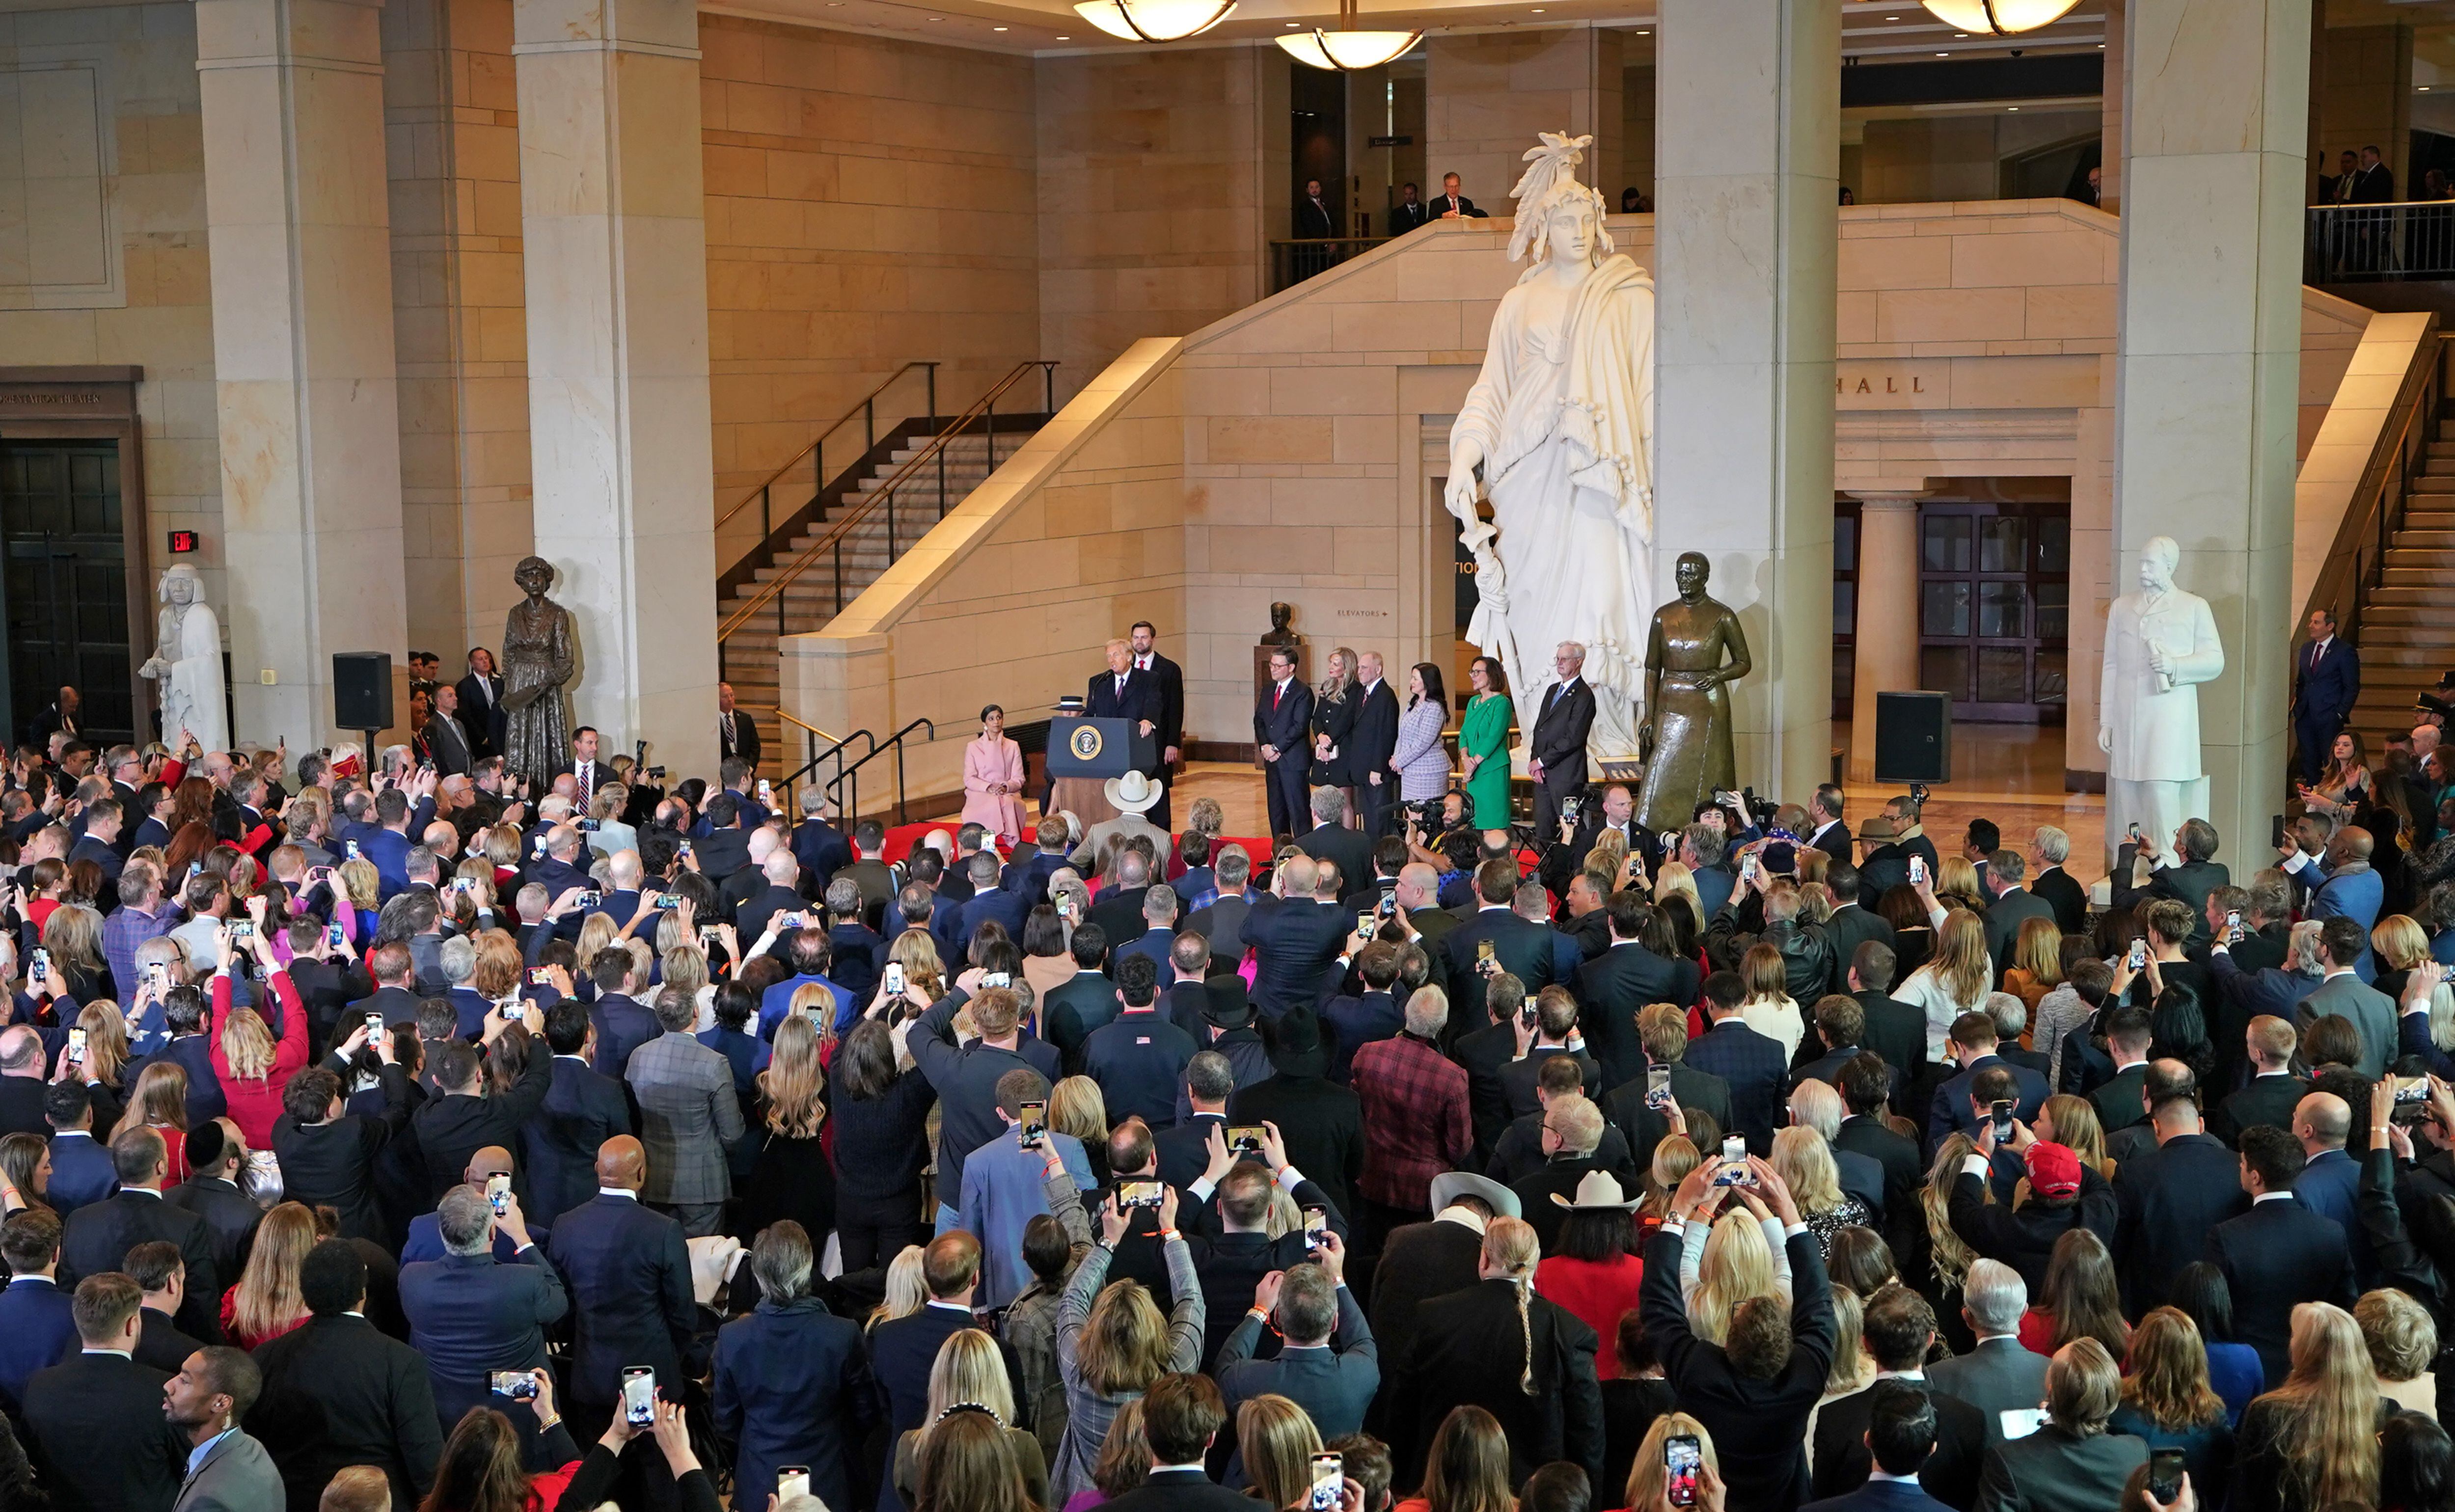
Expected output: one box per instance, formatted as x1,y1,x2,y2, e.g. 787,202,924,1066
1352,1031,1472,1211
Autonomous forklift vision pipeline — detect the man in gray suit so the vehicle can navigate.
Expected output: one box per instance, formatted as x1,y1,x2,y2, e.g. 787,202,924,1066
166,1345,284,1512
624,986,746,1236
1980,851,2056,979
2296,917,2397,1079
1925,1258,2049,1445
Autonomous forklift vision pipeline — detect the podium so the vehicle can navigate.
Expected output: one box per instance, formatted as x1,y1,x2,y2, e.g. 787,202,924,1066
1046,715,1158,829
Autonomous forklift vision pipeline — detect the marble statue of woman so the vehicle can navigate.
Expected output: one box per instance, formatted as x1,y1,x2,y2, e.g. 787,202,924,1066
500,555,576,786
1445,130,1656,759
138,564,225,755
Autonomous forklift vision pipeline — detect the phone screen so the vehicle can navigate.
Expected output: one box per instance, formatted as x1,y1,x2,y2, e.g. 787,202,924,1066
1309,1454,1343,1512
327,923,346,948
2128,822,2143,841
1713,1134,1748,1186
66,1028,85,1064
778,1469,812,1502
1018,1100,1047,1149
622,1368,655,1426
1476,938,1495,965
1356,910,1374,936
1989,1099,2016,1141
490,1370,539,1400
364,1012,385,1036
1228,1126,1266,1155
1120,1179,1164,1209
885,962,906,997
2128,941,2148,970
1664,1435,1701,1509
1908,856,1925,885
486,1173,510,1215
2147,1448,2186,1502
1304,1207,1328,1252
1646,1064,1672,1108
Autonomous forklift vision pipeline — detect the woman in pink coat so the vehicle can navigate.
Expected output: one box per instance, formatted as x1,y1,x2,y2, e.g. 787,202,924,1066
962,703,1027,842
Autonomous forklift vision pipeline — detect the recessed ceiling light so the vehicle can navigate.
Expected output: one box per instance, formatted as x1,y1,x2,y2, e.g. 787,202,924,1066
1954,31,1967,37
1935,51,1947,55
2007,105,2019,110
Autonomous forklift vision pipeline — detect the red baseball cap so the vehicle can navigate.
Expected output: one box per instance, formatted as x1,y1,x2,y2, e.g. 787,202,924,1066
2026,1141,2082,1198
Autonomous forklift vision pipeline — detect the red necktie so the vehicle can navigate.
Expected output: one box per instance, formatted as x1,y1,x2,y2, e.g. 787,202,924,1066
1274,684,1283,709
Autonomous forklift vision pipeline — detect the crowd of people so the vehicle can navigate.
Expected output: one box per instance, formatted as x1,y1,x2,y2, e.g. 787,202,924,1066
1,635,2454,1512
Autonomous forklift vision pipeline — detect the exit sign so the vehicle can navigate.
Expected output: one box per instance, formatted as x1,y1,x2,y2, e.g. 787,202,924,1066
167,530,198,554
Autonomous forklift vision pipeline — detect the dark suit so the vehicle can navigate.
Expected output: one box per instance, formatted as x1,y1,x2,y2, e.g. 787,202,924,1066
2030,866,2088,936
1835,1113,1925,1258
869,1304,983,1511
22,1349,191,1511
720,706,762,771
1528,678,1596,839
1982,887,2055,977
1255,677,1314,840
60,1188,220,1341
1392,1277,1603,1488
249,1312,444,1512
2292,636,2361,783
1811,1377,1985,1509
399,1248,568,1429
1575,941,1701,1087
134,1305,206,1376
408,1042,553,1206
1441,906,1558,1041
1367,1217,1486,1368
164,1174,264,1290
0,1276,75,1413
1295,823,1372,903
1230,1072,1365,1224
1100,1467,1254,1512
2112,1132,2249,1315
2209,1072,2310,1146
1602,1061,1732,1175
1800,1482,1955,1512
1348,677,1401,838
522,1054,636,1224
1430,192,1483,218
1682,1018,1790,1154
1241,895,1350,1022
1822,904,1897,996
1388,198,1432,235
2205,1193,2356,1386
421,714,474,778
1087,667,1160,744
455,672,505,758
713,1296,881,1512
1927,1053,2050,1152
543,1192,696,1409
1296,195,1337,237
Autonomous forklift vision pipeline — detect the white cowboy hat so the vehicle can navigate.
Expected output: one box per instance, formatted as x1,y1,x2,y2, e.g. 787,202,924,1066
1550,1170,1640,1211
1103,770,1165,814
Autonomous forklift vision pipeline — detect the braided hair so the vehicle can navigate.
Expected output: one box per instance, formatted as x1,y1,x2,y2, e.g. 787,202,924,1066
1483,1216,1543,1396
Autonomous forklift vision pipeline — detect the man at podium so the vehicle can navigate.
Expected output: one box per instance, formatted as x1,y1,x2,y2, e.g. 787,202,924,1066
1087,638,1167,828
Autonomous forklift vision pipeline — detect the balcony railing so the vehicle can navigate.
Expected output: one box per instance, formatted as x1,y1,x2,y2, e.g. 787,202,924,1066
1269,237,1391,294
2306,201,2455,283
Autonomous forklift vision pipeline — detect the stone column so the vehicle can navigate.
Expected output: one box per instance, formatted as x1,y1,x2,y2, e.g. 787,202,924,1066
1654,0,1839,798
197,0,409,746
2111,0,2308,858
513,0,717,777
1847,492,1926,784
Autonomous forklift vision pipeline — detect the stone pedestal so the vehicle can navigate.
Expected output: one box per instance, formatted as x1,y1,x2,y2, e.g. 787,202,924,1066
2112,0,2309,857
513,0,717,778
197,0,409,747
1848,492,1927,783
1654,0,1839,800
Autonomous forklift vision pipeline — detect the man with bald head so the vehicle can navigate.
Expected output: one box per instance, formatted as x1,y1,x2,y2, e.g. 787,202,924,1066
543,1134,695,1494
2289,1089,2371,1283
2278,822,2386,981
0,1025,50,1136
1242,853,1354,1022
402,1147,525,1263
736,847,804,941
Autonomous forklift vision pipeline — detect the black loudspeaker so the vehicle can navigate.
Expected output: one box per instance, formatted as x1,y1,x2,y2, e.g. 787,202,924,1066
1872,691,1952,785
333,653,395,731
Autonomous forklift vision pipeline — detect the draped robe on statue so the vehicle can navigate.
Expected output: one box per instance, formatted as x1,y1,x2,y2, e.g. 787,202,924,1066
1448,252,1657,757
156,600,226,754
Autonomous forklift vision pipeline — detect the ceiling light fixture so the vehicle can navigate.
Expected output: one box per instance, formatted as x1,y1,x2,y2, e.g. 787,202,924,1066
1073,0,1233,42
1278,0,1419,72
1917,0,2080,34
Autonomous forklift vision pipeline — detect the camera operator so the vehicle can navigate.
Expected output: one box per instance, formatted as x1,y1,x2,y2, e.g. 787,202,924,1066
1403,791,1484,883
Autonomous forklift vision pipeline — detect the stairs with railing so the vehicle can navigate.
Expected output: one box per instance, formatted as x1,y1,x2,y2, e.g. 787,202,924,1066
714,360,1057,757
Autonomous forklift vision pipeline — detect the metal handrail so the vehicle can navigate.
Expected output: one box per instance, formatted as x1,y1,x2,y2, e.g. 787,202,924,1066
827,716,935,824
716,361,939,537
716,360,1057,646
788,727,876,806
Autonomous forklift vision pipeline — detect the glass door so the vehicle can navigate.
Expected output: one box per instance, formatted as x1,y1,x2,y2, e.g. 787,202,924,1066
1916,502,2069,723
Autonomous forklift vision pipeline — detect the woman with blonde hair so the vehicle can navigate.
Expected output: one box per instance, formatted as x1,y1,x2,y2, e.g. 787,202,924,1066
1738,943,1803,1061
482,824,521,886
36,903,105,1007
1771,1126,1874,1259
130,1060,191,1184
1238,1394,1323,1511
2032,1095,2112,1185
1918,1133,1981,1323
914,1408,1041,1512
2003,916,2066,1016
1309,646,1361,817
73,1000,129,1093
660,943,713,1027
743,1011,834,1244
208,934,310,1148
1812,1286,1876,1439
1651,864,1704,953
1048,1077,1110,1188
2111,1307,2234,1506
1895,909,1992,1059
1398,1406,1512,1512
1935,856,1986,916
2372,913,2436,1004
333,858,381,946
2357,1286,2439,1416
892,928,950,1008
784,982,842,1051
1638,1135,1699,1242
2019,1228,2128,1361
1621,1414,1722,1512
220,1200,316,1348
1050,1188,1203,1504
1680,1199,1790,1345
2234,1302,2389,1512
893,1328,1052,1510
871,1244,930,1333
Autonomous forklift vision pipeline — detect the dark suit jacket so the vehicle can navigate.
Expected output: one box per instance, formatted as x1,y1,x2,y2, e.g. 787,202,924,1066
543,1192,697,1407
2204,1194,2356,1385
1429,193,1484,218
60,1188,220,1340
869,1304,984,1449
249,1312,444,1512
590,992,661,1077
164,1174,264,1289
2031,866,2088,936
1367,1217,1485,1371
721,707,763,770
1982,888,2056,975
2209,1072,2310,1146
1927,1054,2050,1151
1441,907,1558,1039
1100,1467,1255,1512
1823,904,1897,995
1229,1072,1365,1223
1393,1277,1603,1489
523,1054,636,1224
1575,941,1701,1087
135,1304,206,1376
1388,199,1433,234
1682,1018,1790,1154
1255,678,1314,775
1295,824,1373,903
1974,1425,2146,1512
22,1349,192,1511
2293,636,2362,728
399,1248,568,1428
409,1040,553,1205
1138,651,1186,756
712,1296,881,1512
1529,679,1596,784
1812,1377,1985,1509
1348,677,1400,788
421,715,474,778
1856,992,1929,1110
1087,667,1160,733
1241,895,1350,1021
0,1276,74,1412
1835,1113,1925,1257
2112,1132,2249,1315
455,672,505,756
1602,1061,1731,1174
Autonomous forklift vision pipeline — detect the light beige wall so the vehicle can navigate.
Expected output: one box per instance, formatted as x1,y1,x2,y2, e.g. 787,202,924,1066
1854,110,2100,205
384,0,530,663
0,3,218,599
701,13,1041,548
1035,45,1270,405
1425,28,1614,211
2313,20,2410,190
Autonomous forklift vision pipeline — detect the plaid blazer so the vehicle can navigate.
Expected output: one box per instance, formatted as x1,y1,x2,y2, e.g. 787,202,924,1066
1351,1032,1471,1212
625,1030,747,1205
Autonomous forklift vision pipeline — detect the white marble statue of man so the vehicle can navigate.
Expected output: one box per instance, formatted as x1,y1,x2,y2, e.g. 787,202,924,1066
1445,130,1656,758
2099,535,2224,856
139,563,226,755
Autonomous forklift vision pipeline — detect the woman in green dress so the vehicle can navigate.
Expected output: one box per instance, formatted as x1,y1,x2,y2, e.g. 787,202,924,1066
1458,655,1514,831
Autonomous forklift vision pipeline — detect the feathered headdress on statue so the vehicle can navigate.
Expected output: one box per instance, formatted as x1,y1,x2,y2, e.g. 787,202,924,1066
1506,130,1611,267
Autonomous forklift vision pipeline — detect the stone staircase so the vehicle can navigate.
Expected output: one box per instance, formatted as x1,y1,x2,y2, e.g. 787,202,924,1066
720,427,1036,755
2348,412,2455,752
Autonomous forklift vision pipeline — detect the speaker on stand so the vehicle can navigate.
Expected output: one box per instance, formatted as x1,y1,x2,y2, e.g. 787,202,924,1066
332,653,395,764
1872,690,1951,807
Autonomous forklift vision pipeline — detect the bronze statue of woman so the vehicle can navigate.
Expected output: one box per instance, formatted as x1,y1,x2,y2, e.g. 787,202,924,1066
499,555,575,786
1635,551,1751,834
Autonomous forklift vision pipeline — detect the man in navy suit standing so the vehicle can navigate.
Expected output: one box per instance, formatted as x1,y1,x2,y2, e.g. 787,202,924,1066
1130,622,1185,831
1682,972,1790,1155
1349,652,1402,841
868,1231,1004,1512
1255,646,1314,843
2291,608,2360,784
1528,643,1597,842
